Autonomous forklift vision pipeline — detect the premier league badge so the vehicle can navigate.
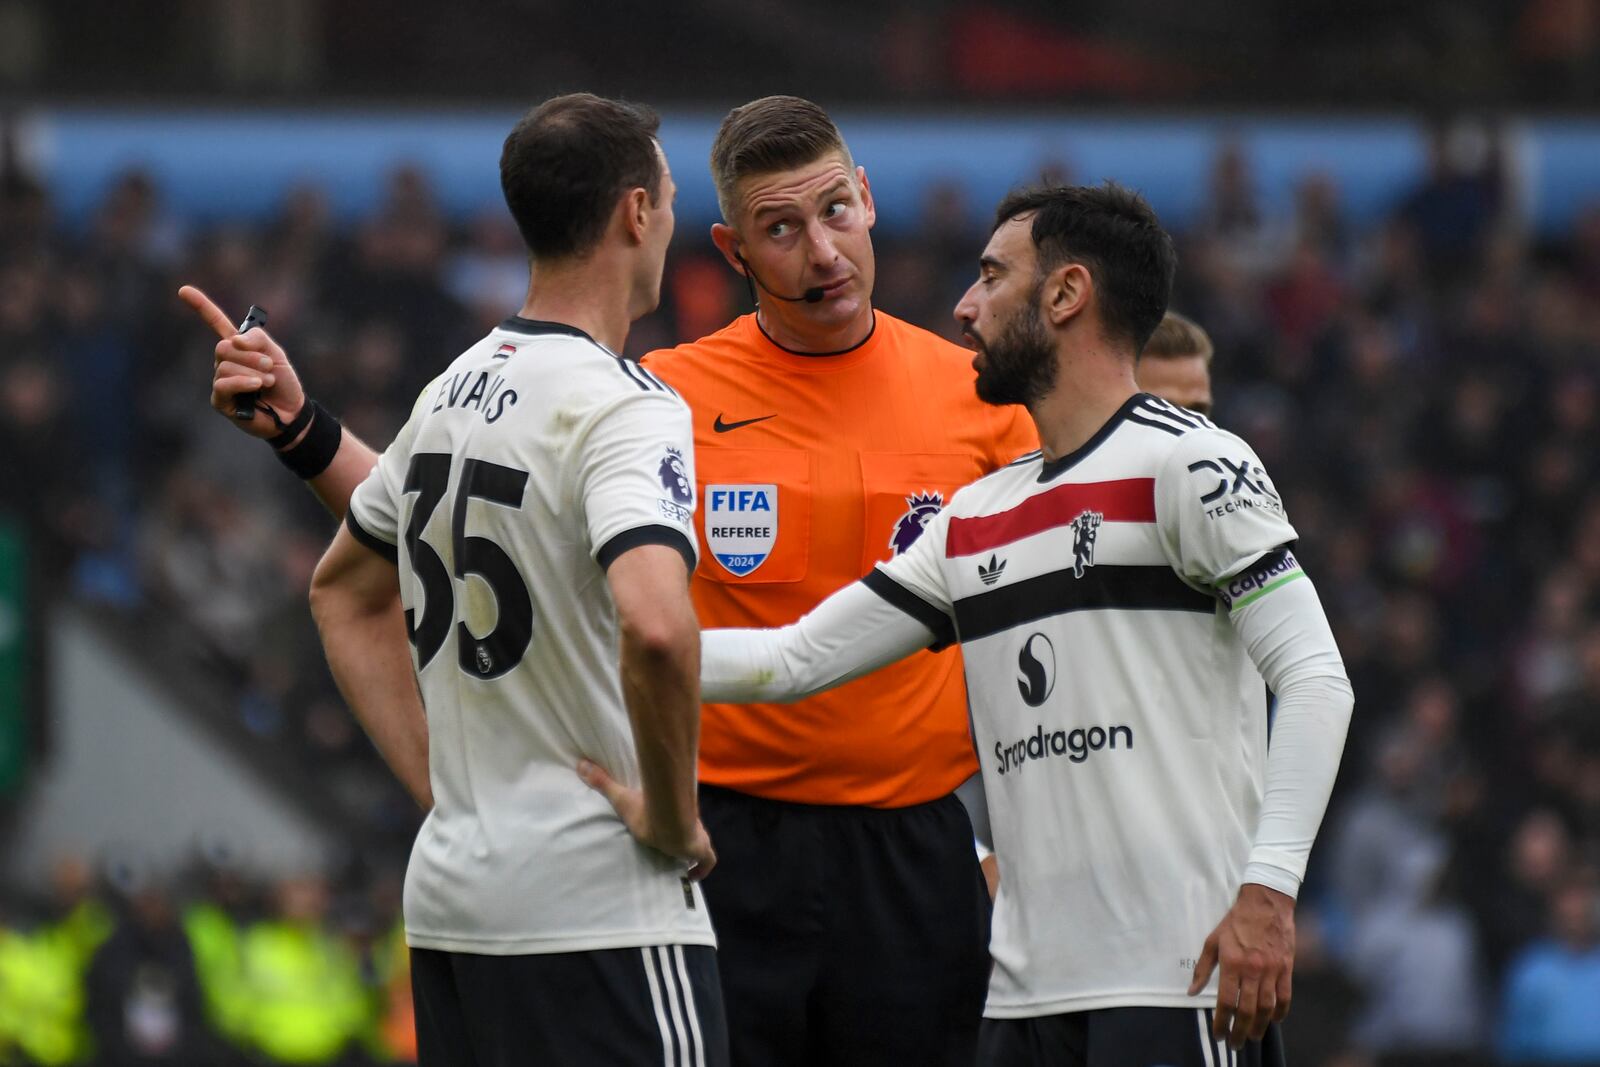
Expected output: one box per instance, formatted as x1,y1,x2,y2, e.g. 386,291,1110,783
890,490,944,555
705,484,777,576
658,447,693,506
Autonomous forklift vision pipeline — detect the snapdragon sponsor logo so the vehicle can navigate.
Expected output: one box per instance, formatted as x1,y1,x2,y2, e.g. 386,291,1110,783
1216,550,1304,611
994,722,1134,775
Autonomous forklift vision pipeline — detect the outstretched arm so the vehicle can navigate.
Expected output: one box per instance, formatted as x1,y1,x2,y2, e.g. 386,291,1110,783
701,577,940,703
181,285,378,517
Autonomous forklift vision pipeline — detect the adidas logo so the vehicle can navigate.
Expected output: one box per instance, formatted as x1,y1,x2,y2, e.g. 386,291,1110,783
978,554,1007,586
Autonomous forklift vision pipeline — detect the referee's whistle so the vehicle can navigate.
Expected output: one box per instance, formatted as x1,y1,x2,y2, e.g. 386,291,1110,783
231,305,270,420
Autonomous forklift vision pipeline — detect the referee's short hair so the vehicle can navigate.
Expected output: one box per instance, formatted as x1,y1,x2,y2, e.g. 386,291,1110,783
501,93,662,261
1141,311,1214,364
993,182,1176,355
711,96,854,222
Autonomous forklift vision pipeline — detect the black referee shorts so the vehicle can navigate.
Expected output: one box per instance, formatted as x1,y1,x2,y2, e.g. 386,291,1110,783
978,1006,1287,1067
697,783,992,1067
411,943,728,1066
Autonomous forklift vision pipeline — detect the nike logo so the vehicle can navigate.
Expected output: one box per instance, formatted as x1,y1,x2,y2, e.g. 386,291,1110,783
713,413,776,433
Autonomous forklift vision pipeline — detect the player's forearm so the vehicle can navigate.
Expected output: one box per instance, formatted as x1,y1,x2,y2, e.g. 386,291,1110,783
311,592,432,809
620,623,702,844
701,579,934,703
1230,573,1353,897
285,429,378,520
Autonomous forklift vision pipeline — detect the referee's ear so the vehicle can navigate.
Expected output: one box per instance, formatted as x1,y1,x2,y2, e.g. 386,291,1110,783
1044,262,1093,329
710,222,744,275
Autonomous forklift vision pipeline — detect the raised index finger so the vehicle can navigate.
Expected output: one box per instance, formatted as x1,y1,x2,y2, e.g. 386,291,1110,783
178,285,236,340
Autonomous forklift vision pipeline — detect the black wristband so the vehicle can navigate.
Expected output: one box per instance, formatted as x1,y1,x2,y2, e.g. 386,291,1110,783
274,400,343,480
267,400,316,449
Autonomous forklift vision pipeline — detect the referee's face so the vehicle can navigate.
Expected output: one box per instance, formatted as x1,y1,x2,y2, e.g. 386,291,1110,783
729,152,877,333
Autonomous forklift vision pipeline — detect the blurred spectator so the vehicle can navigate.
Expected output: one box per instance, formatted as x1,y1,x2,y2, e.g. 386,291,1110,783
1499,878,1600,1064
0,858,112,1066
1200,140,1288,278
182,855,259,1059
1292,173,1352,267
1570,203,1600,300
1332,730,1447,918
234,875,370,1065
1517,0,1600,101
1280,908,1365,1067
444,210,529,330
0,358,97,580
86,867,211,1065
1396,121,1506,289
1345,845,1490,1065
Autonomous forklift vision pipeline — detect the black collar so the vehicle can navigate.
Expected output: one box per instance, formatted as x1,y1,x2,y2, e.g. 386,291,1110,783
1037,393,1145,483
499,316,597,343
755,311,877,357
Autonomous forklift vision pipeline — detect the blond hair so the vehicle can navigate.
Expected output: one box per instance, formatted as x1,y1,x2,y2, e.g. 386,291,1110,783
1141,311,1214,364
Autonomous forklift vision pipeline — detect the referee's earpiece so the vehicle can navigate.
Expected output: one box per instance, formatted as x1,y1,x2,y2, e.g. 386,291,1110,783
732,247,826,305
734,248,759,307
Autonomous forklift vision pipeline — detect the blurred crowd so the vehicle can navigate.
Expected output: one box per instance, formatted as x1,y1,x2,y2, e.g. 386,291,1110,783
0,854,411,1066
8,0,1600,107
1,122,1600,1064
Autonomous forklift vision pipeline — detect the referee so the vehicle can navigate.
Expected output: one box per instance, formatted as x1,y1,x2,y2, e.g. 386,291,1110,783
624,97,1036,1065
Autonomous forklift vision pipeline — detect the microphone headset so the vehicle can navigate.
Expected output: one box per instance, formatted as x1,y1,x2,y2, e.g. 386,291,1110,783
735,249,825,305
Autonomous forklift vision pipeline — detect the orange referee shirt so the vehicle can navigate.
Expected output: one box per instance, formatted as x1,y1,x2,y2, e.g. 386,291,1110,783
643,311,1038,808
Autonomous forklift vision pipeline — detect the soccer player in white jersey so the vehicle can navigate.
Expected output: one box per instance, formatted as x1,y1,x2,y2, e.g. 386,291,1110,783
189,94,729,1065
697,183,1353,1066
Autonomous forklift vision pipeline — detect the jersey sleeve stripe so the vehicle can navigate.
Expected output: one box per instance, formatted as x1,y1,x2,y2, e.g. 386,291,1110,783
596,524,696,574
614,357,657,392
952,564,1215,641
861,569,957,649
638,366,678,396
1125,411,1188,436
344,509,399,564
945,478,1156,558
1142,396,1202,428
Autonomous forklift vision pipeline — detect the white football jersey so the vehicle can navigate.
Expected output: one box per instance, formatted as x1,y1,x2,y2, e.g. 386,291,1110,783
870,394,1299,1017
347,317,715,955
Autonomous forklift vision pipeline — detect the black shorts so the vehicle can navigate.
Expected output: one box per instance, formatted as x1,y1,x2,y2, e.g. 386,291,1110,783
410,943,728,1066
979,1007,1287,1067
697,784,992,1067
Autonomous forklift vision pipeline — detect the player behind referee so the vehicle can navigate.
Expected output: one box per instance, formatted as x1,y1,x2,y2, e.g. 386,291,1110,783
698,183,1355,1065
183,94,727,1065
1136,310,1215,416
